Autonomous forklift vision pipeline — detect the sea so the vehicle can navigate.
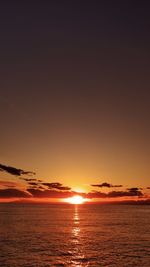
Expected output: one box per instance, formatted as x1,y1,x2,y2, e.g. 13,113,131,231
0,203,150,267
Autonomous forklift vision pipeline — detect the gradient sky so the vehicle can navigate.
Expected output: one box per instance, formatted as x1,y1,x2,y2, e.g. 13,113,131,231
0,1,150,199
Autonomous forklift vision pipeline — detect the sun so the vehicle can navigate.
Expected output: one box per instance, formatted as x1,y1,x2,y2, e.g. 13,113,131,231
64,195,87,204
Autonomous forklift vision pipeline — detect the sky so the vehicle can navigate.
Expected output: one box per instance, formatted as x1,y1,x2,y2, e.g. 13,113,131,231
0,1,150,202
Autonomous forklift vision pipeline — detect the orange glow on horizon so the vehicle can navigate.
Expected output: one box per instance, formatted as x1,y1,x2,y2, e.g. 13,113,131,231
64,195,88,204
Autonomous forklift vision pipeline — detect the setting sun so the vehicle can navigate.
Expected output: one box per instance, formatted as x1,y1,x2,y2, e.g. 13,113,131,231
64,195,87,204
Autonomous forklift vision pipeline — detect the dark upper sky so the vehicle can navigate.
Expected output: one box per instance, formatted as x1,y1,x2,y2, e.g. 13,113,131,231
0,1,150,191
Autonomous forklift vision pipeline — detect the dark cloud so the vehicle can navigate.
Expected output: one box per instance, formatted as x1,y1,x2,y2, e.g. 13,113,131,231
42,182,61,187
0,181,19,188
147,187,150,189
37,186,45,190
0,186,143,199
42,182,71,191
58,186,71,191
85,188,143,199
127,187,141,191
26,187,143,199
108,189,143,197
20,178,44,188
91,182,123,188
21,178,43,183
0,168,145,200
20,179,71,191
0,188,31,198
20,178,38,182
27,189,74,198
0,163,35,177
127,188,143,196
28,182,39,186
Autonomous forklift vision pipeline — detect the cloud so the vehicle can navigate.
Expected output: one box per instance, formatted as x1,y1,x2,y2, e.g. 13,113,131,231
41,182,71,191
20,178,38,182
127,187,141,191
91,182,123,188
0,165,145,201
26,187,143,199
127,188,143,195
108,189,143,197
0,163,35,176
85,188,143,199
147,187,150,189
27,188,74,198
37,186,45,190
16,174,71,192
0,181,19,188
0,188,31,198
28,182,39,186
0,186,143,200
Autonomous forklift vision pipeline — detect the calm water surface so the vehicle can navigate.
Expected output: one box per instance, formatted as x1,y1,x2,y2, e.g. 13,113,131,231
0,203,150,266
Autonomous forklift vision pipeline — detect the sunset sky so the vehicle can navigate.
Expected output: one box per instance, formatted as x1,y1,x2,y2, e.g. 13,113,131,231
0,1,150,202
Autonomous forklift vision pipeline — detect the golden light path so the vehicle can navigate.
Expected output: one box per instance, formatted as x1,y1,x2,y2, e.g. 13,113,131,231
64,195,88,204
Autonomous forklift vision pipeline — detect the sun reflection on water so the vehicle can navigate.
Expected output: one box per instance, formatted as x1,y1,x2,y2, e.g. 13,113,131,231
70,206,88,266
72,206,80,245
74,206,80,224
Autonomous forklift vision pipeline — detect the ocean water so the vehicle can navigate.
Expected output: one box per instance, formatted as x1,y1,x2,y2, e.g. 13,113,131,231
0,203,150,267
